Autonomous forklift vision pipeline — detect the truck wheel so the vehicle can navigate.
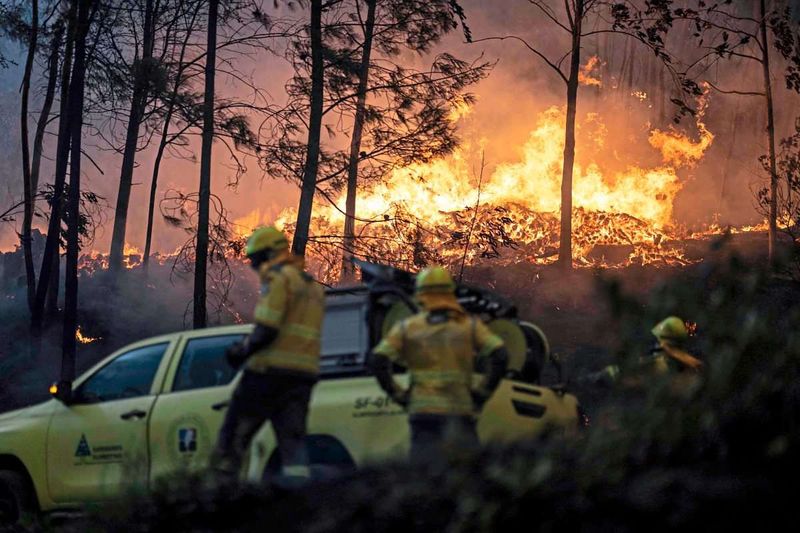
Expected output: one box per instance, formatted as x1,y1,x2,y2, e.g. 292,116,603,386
0,470,35,527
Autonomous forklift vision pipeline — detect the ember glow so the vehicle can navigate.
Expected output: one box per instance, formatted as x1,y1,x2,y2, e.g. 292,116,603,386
578,56,603,87
75,326,100,344
122,243,144,269
78,243,145,273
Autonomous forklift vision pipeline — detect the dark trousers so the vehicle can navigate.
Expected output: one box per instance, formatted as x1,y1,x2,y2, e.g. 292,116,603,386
214,370,315,481
409,414,479,462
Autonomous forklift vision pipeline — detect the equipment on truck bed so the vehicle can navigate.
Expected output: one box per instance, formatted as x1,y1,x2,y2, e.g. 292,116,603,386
351,259,550,385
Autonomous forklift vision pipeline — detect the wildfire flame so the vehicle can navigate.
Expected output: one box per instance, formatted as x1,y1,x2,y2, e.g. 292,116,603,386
79,243,145,273
276,102,717,282
76,326,100,344
448,99,474,122
123,243,144,269
578,56,603,87
649,87,714,167
69,86,772,288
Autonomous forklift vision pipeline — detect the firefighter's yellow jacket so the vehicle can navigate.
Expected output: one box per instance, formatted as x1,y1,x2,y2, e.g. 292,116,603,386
248,256,325,377
373,304,504,416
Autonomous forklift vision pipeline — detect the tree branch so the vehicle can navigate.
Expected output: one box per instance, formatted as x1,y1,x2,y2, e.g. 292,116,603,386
471,35,568,83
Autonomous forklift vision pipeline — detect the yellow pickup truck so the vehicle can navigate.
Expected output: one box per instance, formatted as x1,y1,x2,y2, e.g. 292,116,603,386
0,267,580,525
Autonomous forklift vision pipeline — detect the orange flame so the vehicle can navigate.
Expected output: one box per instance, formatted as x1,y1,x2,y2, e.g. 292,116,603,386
578,56,603,87
123,243,144,269
448,98,474,122
649,119,713,168
76,326,100,344
649,84,714,167
275,103,717,283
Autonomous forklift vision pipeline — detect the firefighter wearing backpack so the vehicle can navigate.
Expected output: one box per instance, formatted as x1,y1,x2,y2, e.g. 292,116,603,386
580,315,702,386
370,266,509,459
213,226,324,486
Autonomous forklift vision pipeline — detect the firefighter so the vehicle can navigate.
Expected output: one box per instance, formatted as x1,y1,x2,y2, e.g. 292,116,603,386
370,266,509,460
213,226,325,486
581,316,701,386
649,316,702,374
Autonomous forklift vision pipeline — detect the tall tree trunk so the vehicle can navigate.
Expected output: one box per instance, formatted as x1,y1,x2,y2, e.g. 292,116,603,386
32,0,77,329
194,0,218,329
624,37,636,96
292,0,324,258
142,126,168,272
341,0,376,282
34,26,65,317
558,0,583,270
31,24,63,202
760,0,779,265
143,3,200,271
45,241,60,316
21,0,39,312
109,0,156,275
62,0,92,386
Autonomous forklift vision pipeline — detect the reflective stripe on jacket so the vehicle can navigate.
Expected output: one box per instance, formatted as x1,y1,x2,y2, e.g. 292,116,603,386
373,310,504,416
247,260,325,377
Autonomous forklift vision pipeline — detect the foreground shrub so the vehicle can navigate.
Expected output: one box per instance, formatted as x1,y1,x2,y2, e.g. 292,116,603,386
64,253,799,532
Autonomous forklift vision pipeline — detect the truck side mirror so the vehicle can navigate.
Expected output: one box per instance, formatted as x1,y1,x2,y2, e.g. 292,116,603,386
49,380,73,404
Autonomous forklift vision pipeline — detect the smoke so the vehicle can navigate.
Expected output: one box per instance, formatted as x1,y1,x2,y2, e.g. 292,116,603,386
0,248,262,412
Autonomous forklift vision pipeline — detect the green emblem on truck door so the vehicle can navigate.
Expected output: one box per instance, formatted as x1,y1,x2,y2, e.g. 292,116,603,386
75,434,92,458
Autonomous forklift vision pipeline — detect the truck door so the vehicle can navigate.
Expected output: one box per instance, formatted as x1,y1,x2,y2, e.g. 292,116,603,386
303,294,411,466
45,342,172,503
148,333,245,484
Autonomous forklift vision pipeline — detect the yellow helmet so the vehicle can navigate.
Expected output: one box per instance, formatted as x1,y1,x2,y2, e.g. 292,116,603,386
651,316,688,344
415,266,456,295
246,226,288,257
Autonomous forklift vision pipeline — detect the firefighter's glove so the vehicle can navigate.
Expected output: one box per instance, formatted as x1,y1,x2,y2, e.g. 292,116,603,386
392,388,411,409
225,342,249,369
471,389,490,411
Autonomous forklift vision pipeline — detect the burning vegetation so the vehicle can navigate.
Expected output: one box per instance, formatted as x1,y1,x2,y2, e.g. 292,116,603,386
75,326,100,344
258,100,747,284
68,93,770,288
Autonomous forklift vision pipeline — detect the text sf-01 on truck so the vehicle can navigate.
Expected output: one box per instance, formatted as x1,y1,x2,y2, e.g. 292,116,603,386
0,261,580,524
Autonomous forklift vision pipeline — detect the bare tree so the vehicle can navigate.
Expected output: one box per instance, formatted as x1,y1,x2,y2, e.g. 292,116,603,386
678,0,800,265
143,0,204,271
759,116,800,276
472,1,688,270
0,2,65,312
292,0,325,258
62,0,95,388
193,0,218,328
107,0,159,276
341,0,376,281
20,0,39,311
32,0,78,329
